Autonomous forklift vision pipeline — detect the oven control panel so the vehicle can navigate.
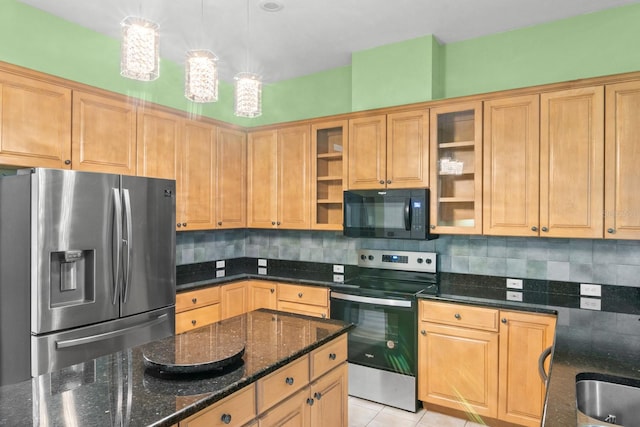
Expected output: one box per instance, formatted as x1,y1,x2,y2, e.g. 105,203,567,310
357,249,436,273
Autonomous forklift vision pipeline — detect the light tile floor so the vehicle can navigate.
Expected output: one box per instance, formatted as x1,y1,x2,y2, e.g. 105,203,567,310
348,396,488,427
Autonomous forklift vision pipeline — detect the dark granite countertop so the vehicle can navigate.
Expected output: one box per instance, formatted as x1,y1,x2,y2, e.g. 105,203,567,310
0,309,353,427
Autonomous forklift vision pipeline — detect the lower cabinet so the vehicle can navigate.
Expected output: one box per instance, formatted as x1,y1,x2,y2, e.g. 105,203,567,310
418,300,556,427
179,384,256,427
175,287,221,334
220,281,249,320
277,283,329,319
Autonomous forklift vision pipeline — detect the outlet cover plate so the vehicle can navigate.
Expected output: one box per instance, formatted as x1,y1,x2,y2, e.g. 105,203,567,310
506,278,523,290
580,283,601,297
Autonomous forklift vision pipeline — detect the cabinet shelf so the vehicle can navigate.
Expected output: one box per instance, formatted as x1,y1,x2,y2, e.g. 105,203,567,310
439,171,474,176
317,152,343,159
317,176,343,182
438,140,476,149
439,197,475,203
317,199,342,204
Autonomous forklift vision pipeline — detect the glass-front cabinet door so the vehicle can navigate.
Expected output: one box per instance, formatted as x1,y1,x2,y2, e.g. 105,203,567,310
429,101,482,234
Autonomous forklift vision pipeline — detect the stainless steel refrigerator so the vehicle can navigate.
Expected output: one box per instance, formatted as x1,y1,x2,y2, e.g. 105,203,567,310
0,168,176,386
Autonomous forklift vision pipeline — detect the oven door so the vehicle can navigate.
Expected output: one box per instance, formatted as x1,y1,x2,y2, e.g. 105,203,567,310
330,291,417,376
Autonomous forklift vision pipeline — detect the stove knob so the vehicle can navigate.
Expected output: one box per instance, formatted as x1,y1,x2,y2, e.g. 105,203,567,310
360,254,366,260
417,258,423,264
368,255,374,261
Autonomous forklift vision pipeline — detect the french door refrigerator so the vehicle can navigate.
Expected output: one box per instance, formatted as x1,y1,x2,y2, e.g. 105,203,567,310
0,168,176,386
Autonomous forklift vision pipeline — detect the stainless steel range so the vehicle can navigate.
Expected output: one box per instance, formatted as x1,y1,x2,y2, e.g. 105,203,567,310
330,249,438,412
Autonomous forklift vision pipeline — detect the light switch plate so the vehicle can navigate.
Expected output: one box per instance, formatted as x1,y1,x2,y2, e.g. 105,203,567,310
506,278,523,289
506,291,523,302
216,270,225,278
333,274,344,283
258,259,267,267
580,283,601,297
216,260,225,269
580,297,601,311
333,265,345,273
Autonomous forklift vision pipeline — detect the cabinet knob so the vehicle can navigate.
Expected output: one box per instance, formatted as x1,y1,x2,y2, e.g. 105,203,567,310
430,225,435,230
218,221,222,226
298,292,303,298
386,179,392,184
607,228,615,234
285,377,294,385
454,313,461,320
191,320,196,326
307,397,315,406
541,226,548,232
177,223,181,228
64,159,71,165
220,413,232,424
329,353,337,360
531,226,538,232
191,298,197,304
314,392,322,400
420,330,426,335
270,288,275,293
182,222,187,227
321,313,326,318
272,221,276,225
501,318,507,324
379,180,385,185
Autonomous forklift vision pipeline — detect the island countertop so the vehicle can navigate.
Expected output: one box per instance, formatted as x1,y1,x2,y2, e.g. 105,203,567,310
0,309,353,427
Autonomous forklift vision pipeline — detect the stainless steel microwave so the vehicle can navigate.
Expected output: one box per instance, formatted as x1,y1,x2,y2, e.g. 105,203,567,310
343,188,437,240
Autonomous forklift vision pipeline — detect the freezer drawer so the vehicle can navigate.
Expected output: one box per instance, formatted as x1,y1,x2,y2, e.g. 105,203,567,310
31,306,175,377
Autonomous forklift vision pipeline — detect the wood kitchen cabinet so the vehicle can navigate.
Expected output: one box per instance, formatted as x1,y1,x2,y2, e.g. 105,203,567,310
430,102,482,234
247,125,311,229
348,110,429,190
483,94,540,236
539,86,604,238
175,287,221,334
604,80,640,239
418,300,556,426
178,384,256,427
311,120,348,230
277,283,329,319
72,90,137,175
0,70,72,169
247,280,277,311
220,281,248,320
215,127,246,229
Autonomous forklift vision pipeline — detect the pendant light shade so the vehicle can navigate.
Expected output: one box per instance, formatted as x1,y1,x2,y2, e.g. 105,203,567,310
120,16,160,81
234,72,262,118
185,50,219,103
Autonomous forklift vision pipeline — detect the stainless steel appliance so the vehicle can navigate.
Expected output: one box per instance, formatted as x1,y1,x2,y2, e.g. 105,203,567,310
0,168,176,386
343,188,437,240
330,249,438,412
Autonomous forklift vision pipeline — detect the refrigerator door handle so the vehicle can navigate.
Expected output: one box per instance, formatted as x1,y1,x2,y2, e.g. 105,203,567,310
112,188,123,305
122,188,133,304
55,314,169,349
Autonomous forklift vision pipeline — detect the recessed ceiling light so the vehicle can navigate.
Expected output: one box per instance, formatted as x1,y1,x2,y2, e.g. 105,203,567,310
259,0,284,12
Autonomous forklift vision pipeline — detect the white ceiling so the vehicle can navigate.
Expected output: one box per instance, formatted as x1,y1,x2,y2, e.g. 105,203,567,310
18,0,639,83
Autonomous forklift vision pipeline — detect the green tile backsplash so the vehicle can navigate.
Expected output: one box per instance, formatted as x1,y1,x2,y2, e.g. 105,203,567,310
176,230,640,287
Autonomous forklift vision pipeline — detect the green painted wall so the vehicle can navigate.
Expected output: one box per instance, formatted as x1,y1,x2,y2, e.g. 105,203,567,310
442,2,640,98
2,1,640,126
352,35,440,111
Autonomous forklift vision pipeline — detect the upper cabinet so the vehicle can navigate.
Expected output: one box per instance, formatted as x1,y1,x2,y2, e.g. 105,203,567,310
348,110,429,190
311,120,348,231
247,124,311,229
0,71,71,169
605,81,640,240
483,95,540,236
430,102,483,234
72,90,137,175
216,127,247,229
540,86,604,238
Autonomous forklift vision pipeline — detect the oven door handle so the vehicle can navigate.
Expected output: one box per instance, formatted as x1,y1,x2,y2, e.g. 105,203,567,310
330,291,413,308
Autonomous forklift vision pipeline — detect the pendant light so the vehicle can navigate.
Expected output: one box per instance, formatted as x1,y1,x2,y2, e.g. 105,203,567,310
234,0,262,117
185,0,219,103
120,16,160,81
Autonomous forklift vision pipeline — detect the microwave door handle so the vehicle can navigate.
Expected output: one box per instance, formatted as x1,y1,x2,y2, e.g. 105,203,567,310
404,198,412,231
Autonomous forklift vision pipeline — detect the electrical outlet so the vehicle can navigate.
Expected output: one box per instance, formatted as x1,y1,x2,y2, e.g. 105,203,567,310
333,264,345,273
506,278,523,290
580,283,601,297
333,274,344,283
258,259,267,267
216,260,225,269
258,267,267,275
506,291,523,302
580,297,601,311
216,269,225,278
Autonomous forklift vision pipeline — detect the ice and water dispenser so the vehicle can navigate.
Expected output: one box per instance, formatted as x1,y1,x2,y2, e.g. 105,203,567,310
49,250,95,307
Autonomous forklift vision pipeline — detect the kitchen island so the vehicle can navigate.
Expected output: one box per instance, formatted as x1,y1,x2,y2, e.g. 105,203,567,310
0,309,353,427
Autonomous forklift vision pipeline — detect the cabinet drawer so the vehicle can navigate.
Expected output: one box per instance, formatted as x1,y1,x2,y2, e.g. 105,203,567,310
176,287,221,313
420,300,499,331
310,334,347,380
179,384,256,427
278,284,328,307
257,355,309,413
175,304,221,334
276,300,329,319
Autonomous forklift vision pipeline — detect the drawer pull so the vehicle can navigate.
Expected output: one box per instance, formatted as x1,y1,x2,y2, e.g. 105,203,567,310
306,397,314,406
501,318,507,324
454,313,461,320
192,298,197,304
285,377,294,385
191,320,196,326
313,392,322,400
220,413,232,424
420,330,426,335
298,292,303,298
329,353,337,360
